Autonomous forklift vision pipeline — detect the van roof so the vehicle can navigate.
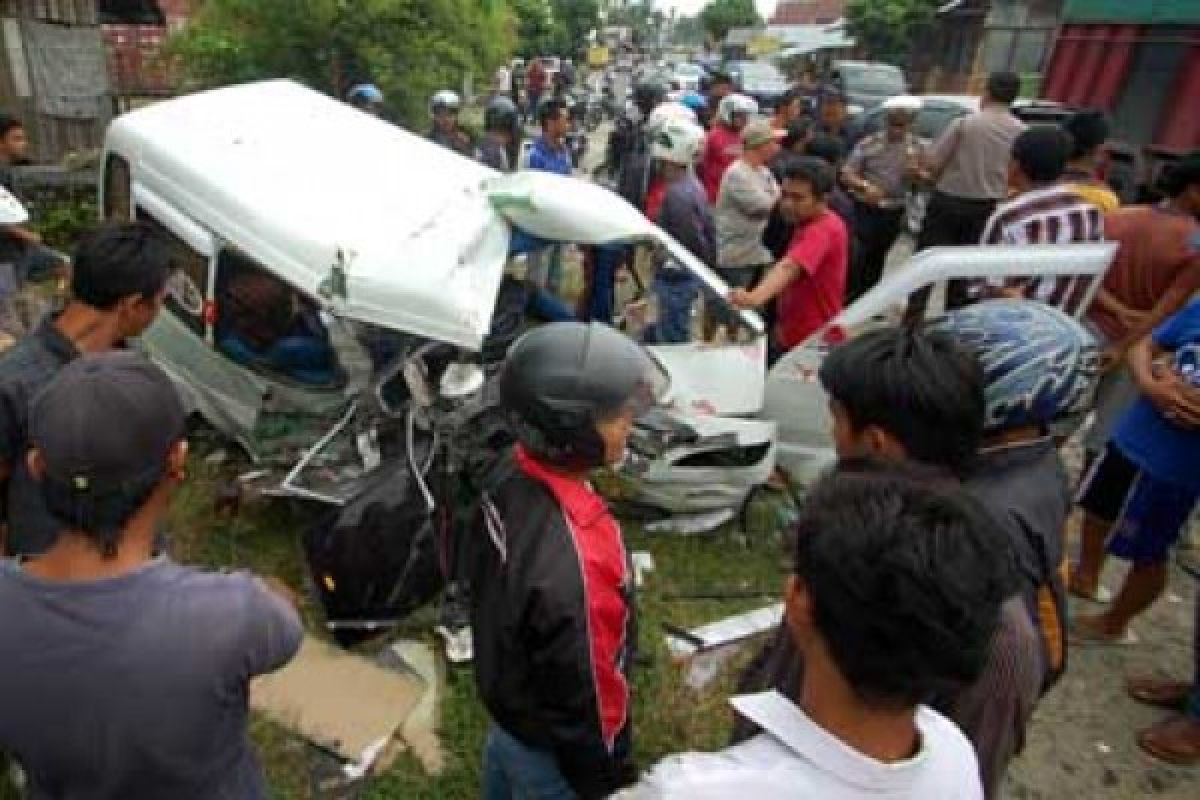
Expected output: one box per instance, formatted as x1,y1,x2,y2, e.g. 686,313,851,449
105,80,510,348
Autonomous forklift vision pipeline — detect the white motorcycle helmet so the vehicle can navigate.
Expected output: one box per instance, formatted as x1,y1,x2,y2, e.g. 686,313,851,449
645,101,697,137
0,185,29,226
651,118,706,166
429,90,462,115
717,93,758,126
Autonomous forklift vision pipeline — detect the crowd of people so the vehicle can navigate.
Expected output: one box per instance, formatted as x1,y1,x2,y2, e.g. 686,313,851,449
0,61,1196,800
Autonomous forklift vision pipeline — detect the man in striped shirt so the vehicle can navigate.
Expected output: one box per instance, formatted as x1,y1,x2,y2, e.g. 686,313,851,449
978,125,1104,308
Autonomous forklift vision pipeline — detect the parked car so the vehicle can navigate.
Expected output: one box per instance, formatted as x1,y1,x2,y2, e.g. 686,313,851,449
849,95,1076,234
725,59,790,110
828,60,906,114
669,62,706,92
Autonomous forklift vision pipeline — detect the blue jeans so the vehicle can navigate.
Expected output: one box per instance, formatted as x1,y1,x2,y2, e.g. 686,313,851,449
584,245,626,324
483,725,576,800
648,272,699,344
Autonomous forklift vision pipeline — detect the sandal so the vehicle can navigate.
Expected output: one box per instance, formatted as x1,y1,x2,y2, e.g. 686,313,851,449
1069,615,1139,646
1127,677,1193,711
1137,715,1200,766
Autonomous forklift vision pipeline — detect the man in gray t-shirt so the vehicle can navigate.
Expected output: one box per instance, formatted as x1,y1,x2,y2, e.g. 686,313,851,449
712,120,782,333
0,351,302,800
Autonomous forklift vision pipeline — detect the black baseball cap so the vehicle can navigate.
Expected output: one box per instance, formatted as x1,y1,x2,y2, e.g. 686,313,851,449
31,351,186,528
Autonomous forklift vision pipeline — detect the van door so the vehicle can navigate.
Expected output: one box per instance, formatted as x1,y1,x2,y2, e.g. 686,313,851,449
490,170,770,412
764,242,1119,486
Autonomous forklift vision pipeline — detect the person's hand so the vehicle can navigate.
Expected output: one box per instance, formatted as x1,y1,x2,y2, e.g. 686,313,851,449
728,288,756,309
1113,306,1149,331
261,575,303,609
1145,364,1200,428
1098,346,1125,374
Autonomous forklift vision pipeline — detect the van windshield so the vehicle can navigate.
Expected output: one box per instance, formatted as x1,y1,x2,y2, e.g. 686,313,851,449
840,65,905,95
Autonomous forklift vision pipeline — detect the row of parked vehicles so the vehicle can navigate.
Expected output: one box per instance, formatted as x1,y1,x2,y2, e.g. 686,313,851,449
96,80,1117,635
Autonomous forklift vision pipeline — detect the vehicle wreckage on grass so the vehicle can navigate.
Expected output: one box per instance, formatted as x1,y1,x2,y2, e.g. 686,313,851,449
101,80,1118,635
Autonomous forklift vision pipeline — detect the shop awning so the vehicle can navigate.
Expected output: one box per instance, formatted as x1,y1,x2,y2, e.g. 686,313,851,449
1042,24,1140,109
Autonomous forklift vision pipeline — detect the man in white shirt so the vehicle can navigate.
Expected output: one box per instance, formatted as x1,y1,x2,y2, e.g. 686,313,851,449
618,462,1012,799
494,63,512,98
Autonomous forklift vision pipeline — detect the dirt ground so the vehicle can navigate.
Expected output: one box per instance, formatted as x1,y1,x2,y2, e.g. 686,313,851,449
1005,544,1197,798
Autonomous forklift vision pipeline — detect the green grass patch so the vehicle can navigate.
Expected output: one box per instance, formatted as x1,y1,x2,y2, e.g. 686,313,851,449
161,456,793,798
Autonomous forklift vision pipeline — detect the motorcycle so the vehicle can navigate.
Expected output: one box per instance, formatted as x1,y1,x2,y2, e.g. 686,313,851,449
584,89,605,132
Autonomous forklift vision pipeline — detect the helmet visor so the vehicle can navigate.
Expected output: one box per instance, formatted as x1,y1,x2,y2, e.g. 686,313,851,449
590,345,670,423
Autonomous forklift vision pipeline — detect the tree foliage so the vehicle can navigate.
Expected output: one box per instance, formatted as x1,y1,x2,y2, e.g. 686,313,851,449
509,0,557,57
845,0,940,63
606,1,659,48
168,0,514,127
551,0,599,58
671,15,706,48
699,0,762,44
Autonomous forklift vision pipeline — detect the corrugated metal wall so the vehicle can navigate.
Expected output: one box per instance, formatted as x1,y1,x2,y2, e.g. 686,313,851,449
0,0,109,164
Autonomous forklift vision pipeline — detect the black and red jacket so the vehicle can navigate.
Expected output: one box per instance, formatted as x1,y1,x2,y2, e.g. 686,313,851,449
468,446,635,798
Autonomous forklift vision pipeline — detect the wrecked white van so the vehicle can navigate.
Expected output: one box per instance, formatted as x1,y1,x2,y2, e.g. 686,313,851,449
101,80,1118,633
100,79,774,511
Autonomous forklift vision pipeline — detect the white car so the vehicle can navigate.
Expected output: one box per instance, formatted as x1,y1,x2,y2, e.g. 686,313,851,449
669,63,706,92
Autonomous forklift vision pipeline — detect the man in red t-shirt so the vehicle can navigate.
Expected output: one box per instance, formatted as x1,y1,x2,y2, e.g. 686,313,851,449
729,157,848,356
700,94,755,204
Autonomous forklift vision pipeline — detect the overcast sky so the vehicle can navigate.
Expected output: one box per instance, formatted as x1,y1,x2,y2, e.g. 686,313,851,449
656,1,779,19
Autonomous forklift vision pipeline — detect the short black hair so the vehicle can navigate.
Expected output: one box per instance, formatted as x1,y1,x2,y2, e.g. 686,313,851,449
1063,110,1109,160
802,133,845,166
709,70,733,87
819,326,986,474
782,117,814,150
1012,125,1072,184
778,155,835,196
986,71,1021,105
70,222,176,310
792,462,1013,710
538,97,567,128
0,113,22,139
1158,150,1200,198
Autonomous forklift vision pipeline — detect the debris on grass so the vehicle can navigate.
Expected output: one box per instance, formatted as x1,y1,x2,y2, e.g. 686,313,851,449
663,603,785,659
381,640,446,776
645,509,735,536
250,636,422,778
662,604,785,689
631,551,656,587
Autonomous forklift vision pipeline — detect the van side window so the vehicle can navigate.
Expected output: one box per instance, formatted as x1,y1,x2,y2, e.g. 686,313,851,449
136,209,209,334
213,249,339,388
103,155,132,221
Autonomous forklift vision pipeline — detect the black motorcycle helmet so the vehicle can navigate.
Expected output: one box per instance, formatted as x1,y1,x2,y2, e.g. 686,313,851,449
484,95,519,134
499,322,668,470
633,79,668,117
